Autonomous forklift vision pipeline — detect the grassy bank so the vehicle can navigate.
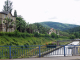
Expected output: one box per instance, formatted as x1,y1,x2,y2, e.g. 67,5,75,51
0,36,55,46
0,36,70,46
0,35,71,59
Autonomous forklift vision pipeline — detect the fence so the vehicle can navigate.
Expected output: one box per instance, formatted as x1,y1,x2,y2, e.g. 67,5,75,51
0,45,80,59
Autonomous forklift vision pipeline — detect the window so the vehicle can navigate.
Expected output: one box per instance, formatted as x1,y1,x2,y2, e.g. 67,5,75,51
13,17,14,20
4,15,5,18
8,16,9,18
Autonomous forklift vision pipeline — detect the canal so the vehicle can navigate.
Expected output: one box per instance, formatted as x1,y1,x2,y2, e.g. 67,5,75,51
44,41,79,57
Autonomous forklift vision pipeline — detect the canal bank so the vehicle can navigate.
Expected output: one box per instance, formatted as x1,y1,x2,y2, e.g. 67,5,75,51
44,41,79,57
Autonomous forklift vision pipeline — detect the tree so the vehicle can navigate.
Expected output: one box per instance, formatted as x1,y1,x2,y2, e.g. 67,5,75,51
14,10,17,17
74,32,79,38
3,0,13,13
69,35,75,39
16,16,27,32
51,32,57,38
3,18,15,32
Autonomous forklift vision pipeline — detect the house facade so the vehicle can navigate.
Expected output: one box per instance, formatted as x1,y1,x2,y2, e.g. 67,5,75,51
0,11,16,32
49,28,56,34
49,28,59,35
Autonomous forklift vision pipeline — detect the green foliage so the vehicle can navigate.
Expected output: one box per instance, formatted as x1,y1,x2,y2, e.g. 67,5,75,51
14,10,17,17
0,30,34,38
0,35,55,46
74,32,79,38
34,32,39,37
59,31,69,37
38,33,45,37
69,35,75,39
65,26,80,33
46,42,56,45
40,21,79,31
45,33,50,37
51,32,58,38
16,17,27,32
65,26,80,38
32,23,50,34
0,32,5,36
3,18,15,32
3,0,13,13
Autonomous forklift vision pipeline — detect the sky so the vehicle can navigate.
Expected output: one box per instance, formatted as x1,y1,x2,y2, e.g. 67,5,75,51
0,0,80,25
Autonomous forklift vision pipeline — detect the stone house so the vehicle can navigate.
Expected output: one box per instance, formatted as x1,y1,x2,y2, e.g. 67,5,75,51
49,28,59,35
49,28,56,34
0,11,16,32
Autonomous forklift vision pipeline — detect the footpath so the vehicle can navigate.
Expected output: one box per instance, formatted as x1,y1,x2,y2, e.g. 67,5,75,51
2,56,80,60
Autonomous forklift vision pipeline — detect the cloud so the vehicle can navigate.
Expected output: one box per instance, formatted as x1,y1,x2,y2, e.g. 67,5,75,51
74,0,80,1
49,17,57,19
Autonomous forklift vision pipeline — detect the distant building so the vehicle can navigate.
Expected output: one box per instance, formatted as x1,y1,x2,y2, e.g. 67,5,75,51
49,28,59,35
49,28,56,34
0,11,16,32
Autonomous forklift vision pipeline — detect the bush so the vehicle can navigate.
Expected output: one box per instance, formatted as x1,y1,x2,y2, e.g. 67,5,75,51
39,33,45,37
69,35,75,39
46,42,56,45
21,33,26,38
45,34,50,37
34,32,39,37
51,33,57,38
0,32,5,36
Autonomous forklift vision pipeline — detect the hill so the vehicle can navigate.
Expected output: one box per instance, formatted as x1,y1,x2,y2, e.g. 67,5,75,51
39,21,79,31
64,26,80,33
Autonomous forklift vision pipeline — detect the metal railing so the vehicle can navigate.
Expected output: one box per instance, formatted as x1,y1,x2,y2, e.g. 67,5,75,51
0,45,80,59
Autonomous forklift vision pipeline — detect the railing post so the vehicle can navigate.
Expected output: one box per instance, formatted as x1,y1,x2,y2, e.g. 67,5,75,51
9,46,11,59
64,46,65,57
39,45,41,57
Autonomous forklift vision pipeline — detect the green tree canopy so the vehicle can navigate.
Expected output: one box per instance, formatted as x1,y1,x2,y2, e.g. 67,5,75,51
14,10,17,17
3,0,13,13
3,18,15,32
16,16,27,32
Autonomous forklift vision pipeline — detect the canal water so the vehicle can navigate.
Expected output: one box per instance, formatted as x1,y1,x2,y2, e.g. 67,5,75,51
44,41,79,57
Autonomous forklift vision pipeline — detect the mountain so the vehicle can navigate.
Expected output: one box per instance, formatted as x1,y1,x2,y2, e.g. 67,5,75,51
39,21,80,31
65,26,80,33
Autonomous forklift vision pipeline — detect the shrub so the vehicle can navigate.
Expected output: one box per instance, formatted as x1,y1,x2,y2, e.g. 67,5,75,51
0,32,5,36
45,34,50,37
69,35,75,39
21,33,26,38
46,42,56,45
34,32,39,37
51,33,57,38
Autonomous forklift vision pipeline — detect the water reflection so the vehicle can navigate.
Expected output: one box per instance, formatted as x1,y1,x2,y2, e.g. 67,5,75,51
44,41,79,57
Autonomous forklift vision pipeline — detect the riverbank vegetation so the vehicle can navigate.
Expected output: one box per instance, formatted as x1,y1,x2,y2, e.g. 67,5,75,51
0,30,69,46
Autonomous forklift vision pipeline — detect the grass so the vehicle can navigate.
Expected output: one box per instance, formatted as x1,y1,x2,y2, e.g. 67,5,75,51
0,35,71,59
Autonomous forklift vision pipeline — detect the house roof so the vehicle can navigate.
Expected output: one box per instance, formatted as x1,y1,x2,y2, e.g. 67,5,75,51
50,28,54,30
0,11,10,15
0,11,16,17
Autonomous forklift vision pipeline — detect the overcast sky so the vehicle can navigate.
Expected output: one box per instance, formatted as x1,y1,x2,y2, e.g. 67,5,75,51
0,0,80,25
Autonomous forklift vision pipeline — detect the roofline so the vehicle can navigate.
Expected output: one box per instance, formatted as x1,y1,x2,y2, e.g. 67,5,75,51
0,11,16,17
